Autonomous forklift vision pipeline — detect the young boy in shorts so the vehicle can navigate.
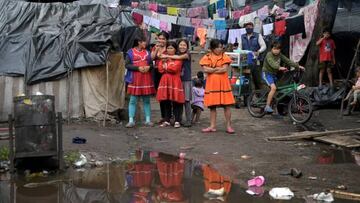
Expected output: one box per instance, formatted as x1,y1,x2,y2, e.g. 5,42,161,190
316,30,336,88
262,42,305,113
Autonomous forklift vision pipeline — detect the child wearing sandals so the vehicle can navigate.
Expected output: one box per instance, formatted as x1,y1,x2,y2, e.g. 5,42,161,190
199,39,235,134
191,78,204,124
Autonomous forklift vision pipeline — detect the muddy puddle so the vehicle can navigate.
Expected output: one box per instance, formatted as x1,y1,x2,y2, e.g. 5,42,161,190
0,150,359,203
317,148,360,166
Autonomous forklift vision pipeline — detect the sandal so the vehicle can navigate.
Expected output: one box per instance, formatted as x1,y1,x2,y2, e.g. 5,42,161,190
202,127,217,133
226,127,235,134
160,121,170,127
174,122,181,128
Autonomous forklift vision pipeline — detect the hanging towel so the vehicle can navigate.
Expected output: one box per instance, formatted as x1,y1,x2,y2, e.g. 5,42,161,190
167,7,179,16
197,28,207,47
274,20,286,36
180,26,195,37
149,18,160,29
228,28,246,44
178,8,187,17
207,28,216,39
289,2,319,62
191,18,203,27
253,17,263,33
262,23,274,36
143,15,151,25
208,3,216,18
178,17,191,26
214,20,227,30
216,29,228,41
158,5,167,14
160,21,168,31
285,15,306,38
218,8,228,18
257,5,269,21
203,19,214,27
170,24,182,38
148,3,157,12
238,11,257,27
231,0,246,9
132,12,143,25
217,0,225,9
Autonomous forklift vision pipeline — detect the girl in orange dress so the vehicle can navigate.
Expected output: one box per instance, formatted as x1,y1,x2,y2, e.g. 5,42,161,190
199,39,235,134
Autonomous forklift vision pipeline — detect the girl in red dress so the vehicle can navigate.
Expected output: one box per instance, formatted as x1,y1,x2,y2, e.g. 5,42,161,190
125,35,156,128
156,41,185,128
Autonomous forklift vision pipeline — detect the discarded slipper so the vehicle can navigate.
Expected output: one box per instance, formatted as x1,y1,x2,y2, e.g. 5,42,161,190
72,137,86,144
202,127,217,133
226,128,235,134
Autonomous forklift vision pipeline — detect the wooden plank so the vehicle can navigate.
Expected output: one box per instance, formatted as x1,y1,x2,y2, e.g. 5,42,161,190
314,135,360,148
330,190,360,201
267,128,360,141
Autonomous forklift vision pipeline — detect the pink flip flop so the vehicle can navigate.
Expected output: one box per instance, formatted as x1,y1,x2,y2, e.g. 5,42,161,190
226,127,235,134
202,127,217,133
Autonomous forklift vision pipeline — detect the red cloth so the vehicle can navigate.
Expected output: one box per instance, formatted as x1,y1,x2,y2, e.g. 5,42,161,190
132,12,143,25
128,162,155,188
127,48,155,96
156,186,184,202
274,20,286,36
156,158,184,188
319,38,336,62
156,59,185,103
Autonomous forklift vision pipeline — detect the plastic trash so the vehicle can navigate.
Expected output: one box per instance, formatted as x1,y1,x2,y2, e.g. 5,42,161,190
269,187,294,200
74,154,87,167
246,187,265,196
313,192,334,202
248,176,265,187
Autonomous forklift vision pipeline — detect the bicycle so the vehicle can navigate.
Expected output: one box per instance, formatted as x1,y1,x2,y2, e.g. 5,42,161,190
246,68,313,124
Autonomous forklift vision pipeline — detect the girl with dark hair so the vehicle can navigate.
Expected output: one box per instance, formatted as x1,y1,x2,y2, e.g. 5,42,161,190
156,41,185,128
160,39,192,127
151,31,170,124
125,35,155,128
199,39,235,134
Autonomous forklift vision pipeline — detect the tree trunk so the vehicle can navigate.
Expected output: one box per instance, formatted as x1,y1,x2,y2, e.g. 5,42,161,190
304,0,340,86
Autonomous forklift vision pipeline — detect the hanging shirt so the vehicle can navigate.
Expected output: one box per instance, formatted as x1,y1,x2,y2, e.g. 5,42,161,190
149,18,160,29
257,5,269,21
132,12,143,25
218,8,228,18
217,0,225,9
170,24,182,38
203,19,214,27
207,28,216,39
178,17,191,26
157,5,167,14
160,21,168,31
143,15,151,25
197,28,207,47
238,11,257,27
167,7,179,16
178,8,187,17
228,28,246,44
191,18,203,27
216,30,228,41
285,15,306,38
263,23,274,36
148,3,157,12
208,3,216,18
214,20,227,30
180,26,195,37
319,38,336,62
274,20,286,36
231,0,246,9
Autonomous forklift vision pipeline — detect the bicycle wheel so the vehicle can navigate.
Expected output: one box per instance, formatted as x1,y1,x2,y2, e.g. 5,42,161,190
247,89,267,118
288,93,313,124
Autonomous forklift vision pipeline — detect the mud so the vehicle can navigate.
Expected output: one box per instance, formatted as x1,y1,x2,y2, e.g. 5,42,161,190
1,150,359,203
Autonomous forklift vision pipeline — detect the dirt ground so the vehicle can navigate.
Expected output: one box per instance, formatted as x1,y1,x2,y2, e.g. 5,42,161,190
1,53,360,200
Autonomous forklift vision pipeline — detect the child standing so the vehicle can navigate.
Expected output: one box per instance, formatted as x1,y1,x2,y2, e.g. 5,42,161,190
160,39,192,127
156,42,185,128
191,79,204,124
316,30,336,88
125,35,155,128
199,39,235,134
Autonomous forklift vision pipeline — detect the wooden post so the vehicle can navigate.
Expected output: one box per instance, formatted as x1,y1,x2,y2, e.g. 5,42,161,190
103,55,110,127
304,0,340,86
57,112,63,171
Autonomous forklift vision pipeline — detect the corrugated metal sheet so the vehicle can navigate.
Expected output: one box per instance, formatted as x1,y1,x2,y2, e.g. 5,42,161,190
334,5,360,33
0,71,84,122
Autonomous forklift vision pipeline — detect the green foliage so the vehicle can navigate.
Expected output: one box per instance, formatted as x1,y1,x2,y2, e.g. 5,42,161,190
64,150,80,165
0,146,9,161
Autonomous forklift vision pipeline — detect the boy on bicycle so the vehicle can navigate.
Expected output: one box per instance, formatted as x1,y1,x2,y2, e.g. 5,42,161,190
262,42,305,113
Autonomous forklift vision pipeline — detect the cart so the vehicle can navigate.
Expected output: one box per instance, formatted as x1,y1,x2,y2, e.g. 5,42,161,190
225,52,252,108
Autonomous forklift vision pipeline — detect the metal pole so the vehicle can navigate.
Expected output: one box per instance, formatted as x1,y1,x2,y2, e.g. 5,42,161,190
57,112,63,171
8,114,14,173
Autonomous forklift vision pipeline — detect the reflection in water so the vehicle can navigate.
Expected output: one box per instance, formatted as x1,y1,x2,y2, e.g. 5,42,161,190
1,150,358,203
